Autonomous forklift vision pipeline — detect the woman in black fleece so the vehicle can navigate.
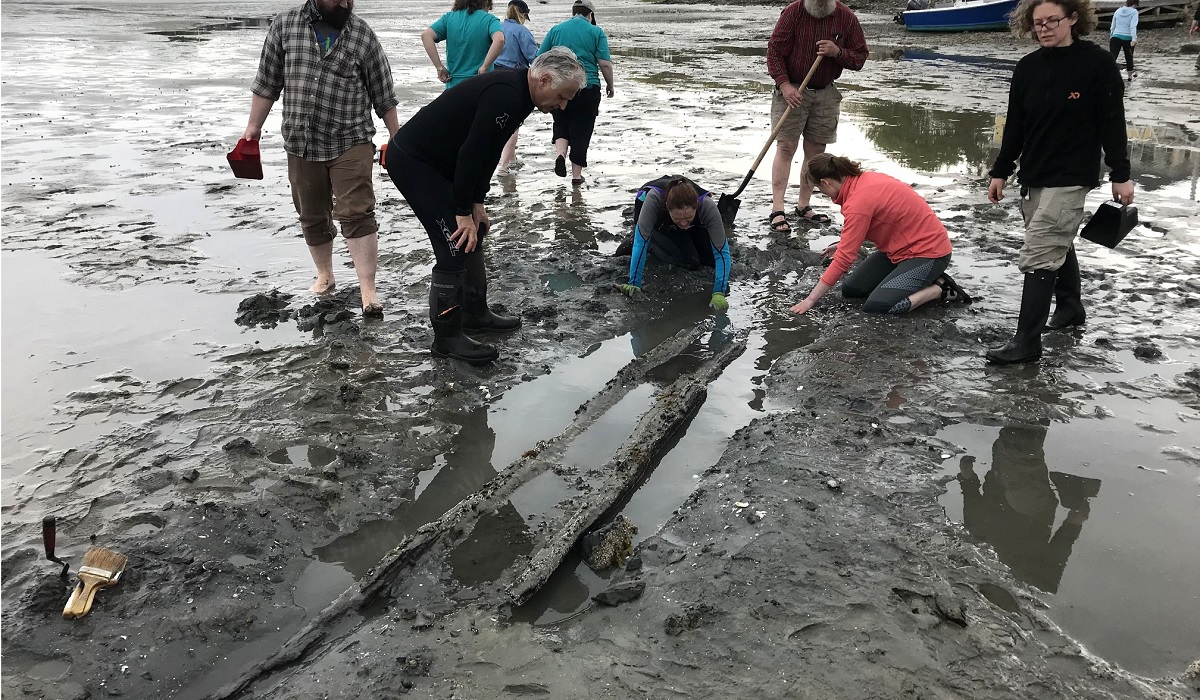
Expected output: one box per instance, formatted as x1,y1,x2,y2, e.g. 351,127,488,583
985,0,1133,365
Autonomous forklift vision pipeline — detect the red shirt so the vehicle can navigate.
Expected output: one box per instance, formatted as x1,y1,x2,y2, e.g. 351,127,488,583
766,1,868,89
820,172,953,287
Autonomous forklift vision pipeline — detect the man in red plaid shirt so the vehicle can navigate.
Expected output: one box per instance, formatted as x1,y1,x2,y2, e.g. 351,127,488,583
243,0,400,317
765,0,867,234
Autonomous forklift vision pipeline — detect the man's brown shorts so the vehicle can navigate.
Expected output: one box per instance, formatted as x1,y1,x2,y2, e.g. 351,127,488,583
770,83,842,144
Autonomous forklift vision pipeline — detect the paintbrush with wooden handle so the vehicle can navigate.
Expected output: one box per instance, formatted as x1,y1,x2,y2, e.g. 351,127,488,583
63,546,128,620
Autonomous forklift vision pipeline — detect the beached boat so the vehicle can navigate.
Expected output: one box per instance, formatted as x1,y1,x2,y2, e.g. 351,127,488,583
898,0,1020,32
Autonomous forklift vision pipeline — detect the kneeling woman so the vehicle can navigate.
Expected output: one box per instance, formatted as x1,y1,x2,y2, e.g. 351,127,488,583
620,176,732,311
790,154,967,315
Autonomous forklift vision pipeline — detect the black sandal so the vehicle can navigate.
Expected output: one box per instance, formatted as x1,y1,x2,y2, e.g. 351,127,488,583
796,205,832,224
935,274,972,304
768,210,791,233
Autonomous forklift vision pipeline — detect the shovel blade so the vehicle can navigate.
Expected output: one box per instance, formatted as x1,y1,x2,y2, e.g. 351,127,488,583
717,194,740,227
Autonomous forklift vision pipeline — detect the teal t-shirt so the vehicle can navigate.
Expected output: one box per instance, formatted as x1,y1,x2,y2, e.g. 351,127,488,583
539,15,611,88
430,9,503,88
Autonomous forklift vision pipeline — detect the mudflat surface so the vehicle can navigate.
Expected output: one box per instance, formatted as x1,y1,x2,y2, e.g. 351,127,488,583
2,1,1199,698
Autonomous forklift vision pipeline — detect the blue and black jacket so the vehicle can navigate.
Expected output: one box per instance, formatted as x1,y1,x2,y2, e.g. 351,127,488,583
628,176,731,295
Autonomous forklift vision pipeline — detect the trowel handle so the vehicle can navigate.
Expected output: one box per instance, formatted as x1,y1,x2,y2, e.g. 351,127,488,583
42,516,57,560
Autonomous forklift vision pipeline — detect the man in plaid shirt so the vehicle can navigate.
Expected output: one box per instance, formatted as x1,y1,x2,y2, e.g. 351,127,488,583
765,0,867,235
242,0,400,316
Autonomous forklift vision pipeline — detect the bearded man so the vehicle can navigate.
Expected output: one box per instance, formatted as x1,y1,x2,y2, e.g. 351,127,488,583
242,0,400,316
765,0,867,234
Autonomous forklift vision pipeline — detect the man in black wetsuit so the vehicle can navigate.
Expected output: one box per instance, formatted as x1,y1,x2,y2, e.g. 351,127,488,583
384,47,585,364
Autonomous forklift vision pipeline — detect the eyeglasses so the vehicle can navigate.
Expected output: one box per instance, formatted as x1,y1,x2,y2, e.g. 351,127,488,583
1033,16,1066,30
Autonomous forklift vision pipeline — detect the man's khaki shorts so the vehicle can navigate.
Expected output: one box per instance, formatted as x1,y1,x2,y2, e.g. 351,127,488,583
770,83,842,144
1018,185,1088,272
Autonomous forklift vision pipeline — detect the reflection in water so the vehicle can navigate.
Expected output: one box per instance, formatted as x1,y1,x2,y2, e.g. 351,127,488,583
957,424,1100,593
846,100,997,175
553,187,598,249
315,405,509,576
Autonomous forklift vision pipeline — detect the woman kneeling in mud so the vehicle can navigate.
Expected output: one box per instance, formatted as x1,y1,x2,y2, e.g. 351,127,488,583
790,153,969,315
617,176,732,311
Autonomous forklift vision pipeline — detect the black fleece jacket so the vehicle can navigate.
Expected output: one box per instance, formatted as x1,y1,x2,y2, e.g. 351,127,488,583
990,39,1130,187
392,70,535,215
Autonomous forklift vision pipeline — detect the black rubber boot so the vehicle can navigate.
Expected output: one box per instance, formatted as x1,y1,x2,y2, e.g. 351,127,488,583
429,269,499,364
462,243,521,333
1044,246,1086,331
986,270,1056,365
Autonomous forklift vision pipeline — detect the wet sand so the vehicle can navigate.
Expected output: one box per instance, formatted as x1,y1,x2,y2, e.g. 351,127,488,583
2,0,1199,698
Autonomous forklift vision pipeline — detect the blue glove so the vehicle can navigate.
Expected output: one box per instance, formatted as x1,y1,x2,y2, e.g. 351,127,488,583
618,284,645,301
709,292,728,312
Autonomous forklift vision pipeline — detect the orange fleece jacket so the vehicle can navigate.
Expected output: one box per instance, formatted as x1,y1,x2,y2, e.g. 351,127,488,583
821,172,953,287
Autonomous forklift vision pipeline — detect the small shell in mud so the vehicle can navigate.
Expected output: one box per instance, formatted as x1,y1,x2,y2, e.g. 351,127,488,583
734,501,749,508
826,479,841,490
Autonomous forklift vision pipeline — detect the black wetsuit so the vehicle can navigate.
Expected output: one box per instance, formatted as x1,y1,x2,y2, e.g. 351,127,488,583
386,69,535,270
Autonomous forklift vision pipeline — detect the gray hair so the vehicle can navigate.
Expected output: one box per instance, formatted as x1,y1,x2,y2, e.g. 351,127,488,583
530,47,585,90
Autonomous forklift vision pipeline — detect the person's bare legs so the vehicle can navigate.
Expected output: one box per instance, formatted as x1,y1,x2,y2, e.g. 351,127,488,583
771,138,798,215
308,241,336,294
571,161,584,182
345,233,379,312
554,137,568,159
905,283,942,312
795,139,827,218
499,128,520,171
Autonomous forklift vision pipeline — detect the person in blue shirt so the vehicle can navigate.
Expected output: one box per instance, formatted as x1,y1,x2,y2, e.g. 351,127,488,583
1108,0,1139,79
422,0,505,89
539,0,615,185
495,0,540,171
616,176,732,312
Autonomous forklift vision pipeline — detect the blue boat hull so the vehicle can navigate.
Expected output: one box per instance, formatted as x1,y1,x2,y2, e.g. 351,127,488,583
902,0,1019,31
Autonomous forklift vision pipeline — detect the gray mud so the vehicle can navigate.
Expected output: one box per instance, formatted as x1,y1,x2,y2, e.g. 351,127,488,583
2,0,1199,698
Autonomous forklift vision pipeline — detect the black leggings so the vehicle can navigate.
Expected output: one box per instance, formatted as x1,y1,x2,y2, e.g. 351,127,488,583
551,85,602,168
842,251,950,314
384,146,480,273
1109,37,1134,72
647,226,715,270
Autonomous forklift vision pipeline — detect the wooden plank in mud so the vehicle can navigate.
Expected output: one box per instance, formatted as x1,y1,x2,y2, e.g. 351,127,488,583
204,323,743,700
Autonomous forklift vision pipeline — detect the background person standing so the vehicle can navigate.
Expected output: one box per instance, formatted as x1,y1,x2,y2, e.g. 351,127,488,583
765,0,868,234
539,0,615,185
1109,0,1139,79
986,0,1132,365
495,0,540,171
422,0,506,89
243,0,399,317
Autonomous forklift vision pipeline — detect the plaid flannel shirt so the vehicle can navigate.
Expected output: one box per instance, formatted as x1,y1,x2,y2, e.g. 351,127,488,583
252,0,398,161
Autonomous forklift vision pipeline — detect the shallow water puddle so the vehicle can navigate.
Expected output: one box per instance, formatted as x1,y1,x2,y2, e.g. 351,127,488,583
937,350,1200,677
515,291,819,624
266,444,339,470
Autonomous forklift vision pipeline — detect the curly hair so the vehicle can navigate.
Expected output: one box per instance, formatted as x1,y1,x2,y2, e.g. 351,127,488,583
1009,0,1097,38
452,0,492,13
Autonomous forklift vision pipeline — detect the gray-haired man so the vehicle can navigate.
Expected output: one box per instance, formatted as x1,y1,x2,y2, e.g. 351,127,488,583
383,48,584,364
242,0,400,316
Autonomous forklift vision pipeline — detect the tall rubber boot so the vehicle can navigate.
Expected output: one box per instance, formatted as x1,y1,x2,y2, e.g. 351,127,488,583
1044,246,1086,331
986,270,1056,365
429,269,499,364
462,245,521,333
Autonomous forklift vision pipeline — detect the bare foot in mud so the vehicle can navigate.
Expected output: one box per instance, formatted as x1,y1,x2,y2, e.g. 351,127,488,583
310,278,336,295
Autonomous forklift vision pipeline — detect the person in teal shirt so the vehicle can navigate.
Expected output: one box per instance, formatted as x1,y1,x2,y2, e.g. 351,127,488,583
538,0,615,185
422,0,505,89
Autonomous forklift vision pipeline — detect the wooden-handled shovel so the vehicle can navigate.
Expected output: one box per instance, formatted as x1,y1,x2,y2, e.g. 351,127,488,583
717,54,825,227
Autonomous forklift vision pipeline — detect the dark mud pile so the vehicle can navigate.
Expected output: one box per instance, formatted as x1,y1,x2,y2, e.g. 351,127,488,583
3,0,1198,699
